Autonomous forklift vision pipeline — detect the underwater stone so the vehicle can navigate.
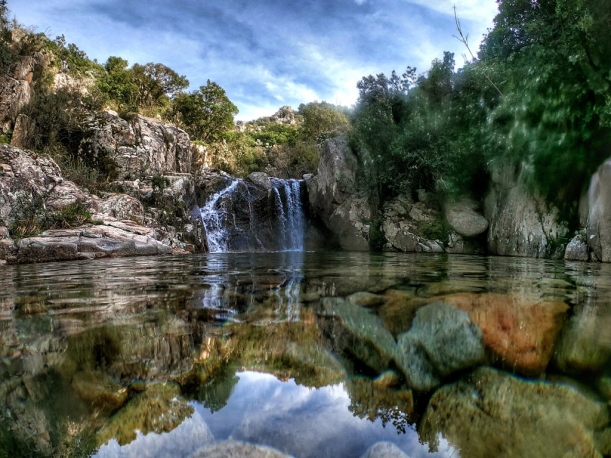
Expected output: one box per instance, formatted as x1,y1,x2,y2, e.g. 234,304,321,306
420,366,610,458
190,440,291,458
395,301,485,390
360,442,411,458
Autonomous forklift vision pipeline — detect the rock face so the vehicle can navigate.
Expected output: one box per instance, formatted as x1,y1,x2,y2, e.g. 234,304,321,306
0,144,93,226
586,158,611,262
79,112,192,180
420,367,610,458
485,162,568,258
307,136,371,251
381,196,445,253
395,302,485,391
436,293,568,374
0,144,187,263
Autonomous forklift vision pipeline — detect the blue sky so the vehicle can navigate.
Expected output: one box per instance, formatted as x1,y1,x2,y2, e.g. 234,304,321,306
11,0,499,121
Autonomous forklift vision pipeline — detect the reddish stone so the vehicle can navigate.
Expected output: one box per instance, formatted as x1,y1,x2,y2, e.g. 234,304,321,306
435,293,568,374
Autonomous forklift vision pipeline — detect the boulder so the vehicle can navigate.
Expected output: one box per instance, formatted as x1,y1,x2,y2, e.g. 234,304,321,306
78,112,192,180
246,172,272,191
565,234,590,261
307,136,371,251
485,161,568,258
444,200,488,237
395,302,485,391
436,293,568,374
420,367,610,458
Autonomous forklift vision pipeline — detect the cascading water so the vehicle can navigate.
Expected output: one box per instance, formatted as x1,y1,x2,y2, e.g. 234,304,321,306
198,177,306,253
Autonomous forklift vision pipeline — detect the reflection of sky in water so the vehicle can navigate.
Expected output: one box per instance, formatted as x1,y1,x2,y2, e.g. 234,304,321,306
95,372,458,458
199,372,446,458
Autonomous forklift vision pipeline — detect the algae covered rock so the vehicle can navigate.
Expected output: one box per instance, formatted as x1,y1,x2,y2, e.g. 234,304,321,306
317,297,396,373
420,367,610,458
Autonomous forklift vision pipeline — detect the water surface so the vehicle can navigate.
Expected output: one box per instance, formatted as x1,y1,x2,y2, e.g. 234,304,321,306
1,252,610,457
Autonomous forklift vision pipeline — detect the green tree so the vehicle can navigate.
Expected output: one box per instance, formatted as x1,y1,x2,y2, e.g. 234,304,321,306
172,80,238,143
298,101,350,140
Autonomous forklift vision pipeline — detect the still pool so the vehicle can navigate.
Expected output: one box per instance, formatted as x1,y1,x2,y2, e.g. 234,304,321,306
1,252,610,457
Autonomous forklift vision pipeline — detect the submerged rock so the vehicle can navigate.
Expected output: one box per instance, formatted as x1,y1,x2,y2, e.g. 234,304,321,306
420,367,610,458
436,293,568,374
360,442,410,458
190,440,291,458
317,297,396,373
395,302,485,391
554,302,611,373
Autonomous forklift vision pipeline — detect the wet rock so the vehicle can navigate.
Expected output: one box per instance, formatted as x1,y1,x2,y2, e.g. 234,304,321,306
395,302,485,391
420,367,610,458
360,442,410,458
485,161,568,258
307,136,371,251
97,382,194,446
565,234,590,261
437,293,568,374
190,440,291,458
444,200,488,237
553,303,611,373
317,297,396,373
246,172,272,191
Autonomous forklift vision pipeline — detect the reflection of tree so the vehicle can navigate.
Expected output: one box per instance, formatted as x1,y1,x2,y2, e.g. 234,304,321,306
346,376,414,434
184,363,239,413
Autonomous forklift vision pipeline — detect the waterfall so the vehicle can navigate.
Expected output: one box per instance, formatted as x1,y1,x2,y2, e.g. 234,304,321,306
198,180,240,253
198,177,306,253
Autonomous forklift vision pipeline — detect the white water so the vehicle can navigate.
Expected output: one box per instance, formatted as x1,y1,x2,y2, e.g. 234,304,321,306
198,178,305,253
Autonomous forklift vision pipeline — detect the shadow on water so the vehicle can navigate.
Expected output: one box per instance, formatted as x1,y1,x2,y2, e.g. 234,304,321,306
1,252,611,456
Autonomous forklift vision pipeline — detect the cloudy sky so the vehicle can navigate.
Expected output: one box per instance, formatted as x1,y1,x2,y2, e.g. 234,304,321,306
10,0,499,121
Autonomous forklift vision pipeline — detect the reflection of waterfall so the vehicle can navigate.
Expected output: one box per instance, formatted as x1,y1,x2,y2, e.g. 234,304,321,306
198,178,305,253
270,251,304,322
